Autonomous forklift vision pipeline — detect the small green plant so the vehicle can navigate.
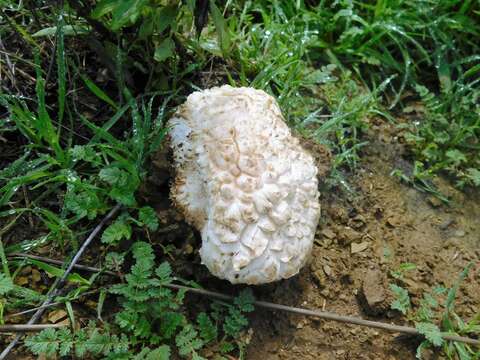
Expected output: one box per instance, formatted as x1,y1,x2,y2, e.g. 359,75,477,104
391,163,451,204
25,324,132,359
402,82,480,191
0,52,168,248
390,262,417,281
308,70,393,170
389,263,479,359
25,242,255,359
90,0,181,65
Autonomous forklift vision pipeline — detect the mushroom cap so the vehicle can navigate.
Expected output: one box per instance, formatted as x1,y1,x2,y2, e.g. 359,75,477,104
168,85,320,284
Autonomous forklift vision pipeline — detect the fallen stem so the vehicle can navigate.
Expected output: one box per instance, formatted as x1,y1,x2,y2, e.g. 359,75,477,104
0,204,121,360
0,324,67,332
166,284,480,347
6,289,100,319
8,252,116,276
7,252,480,347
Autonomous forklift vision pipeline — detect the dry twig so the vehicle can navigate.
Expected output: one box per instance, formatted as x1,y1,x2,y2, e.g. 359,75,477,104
0,324,67,333
6,289,100,319
168,284,480,347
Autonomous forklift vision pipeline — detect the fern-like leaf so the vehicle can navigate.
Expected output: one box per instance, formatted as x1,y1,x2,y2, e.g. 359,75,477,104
390,284,411,315
197,312,217,344
139,206,159,231
176,324,203,357
101,218,132,245
416,322,444,347
24,328,60,356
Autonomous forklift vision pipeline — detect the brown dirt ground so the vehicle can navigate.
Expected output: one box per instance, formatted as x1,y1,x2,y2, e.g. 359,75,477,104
148,117,480,359
243,120,480,360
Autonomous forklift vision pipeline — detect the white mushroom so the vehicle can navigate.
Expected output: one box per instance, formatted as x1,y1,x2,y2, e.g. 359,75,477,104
168,85,320,284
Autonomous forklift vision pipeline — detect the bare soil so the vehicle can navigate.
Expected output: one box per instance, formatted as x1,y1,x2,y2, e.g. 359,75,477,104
243,120,480,359
148,117,480,359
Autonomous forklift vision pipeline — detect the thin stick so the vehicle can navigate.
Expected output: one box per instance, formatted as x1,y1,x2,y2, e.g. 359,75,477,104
0,204,121,360
8,252,117,276
6,289,100,319
0,324,67,332
0,34,20,93
8,252,480,347
166,284,480,347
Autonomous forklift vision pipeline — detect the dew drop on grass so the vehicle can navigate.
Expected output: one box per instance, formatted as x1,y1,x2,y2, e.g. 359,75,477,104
66,171,79,182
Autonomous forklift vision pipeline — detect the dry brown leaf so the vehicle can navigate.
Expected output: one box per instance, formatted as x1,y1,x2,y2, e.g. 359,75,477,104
47,309,67,323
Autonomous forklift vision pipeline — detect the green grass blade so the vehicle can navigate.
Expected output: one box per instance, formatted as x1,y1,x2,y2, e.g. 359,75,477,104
88,104,129,145
80,114,124,148
27,259,91,285
0,169,53,207
56,8,66,125
34,53,65,164
79,72,119,110
209,0,231,57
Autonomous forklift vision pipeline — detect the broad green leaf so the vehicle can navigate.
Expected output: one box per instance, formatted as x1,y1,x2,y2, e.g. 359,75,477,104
154,5,177,34
234,289,255,312
99,166,139,206
445,149,467,166
84,328,115,355
209,0,231,56
111,0,147,30
64,187,103,220
154,38,175,62
99,167,124,185
91,0,118,19
57,328,74,356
